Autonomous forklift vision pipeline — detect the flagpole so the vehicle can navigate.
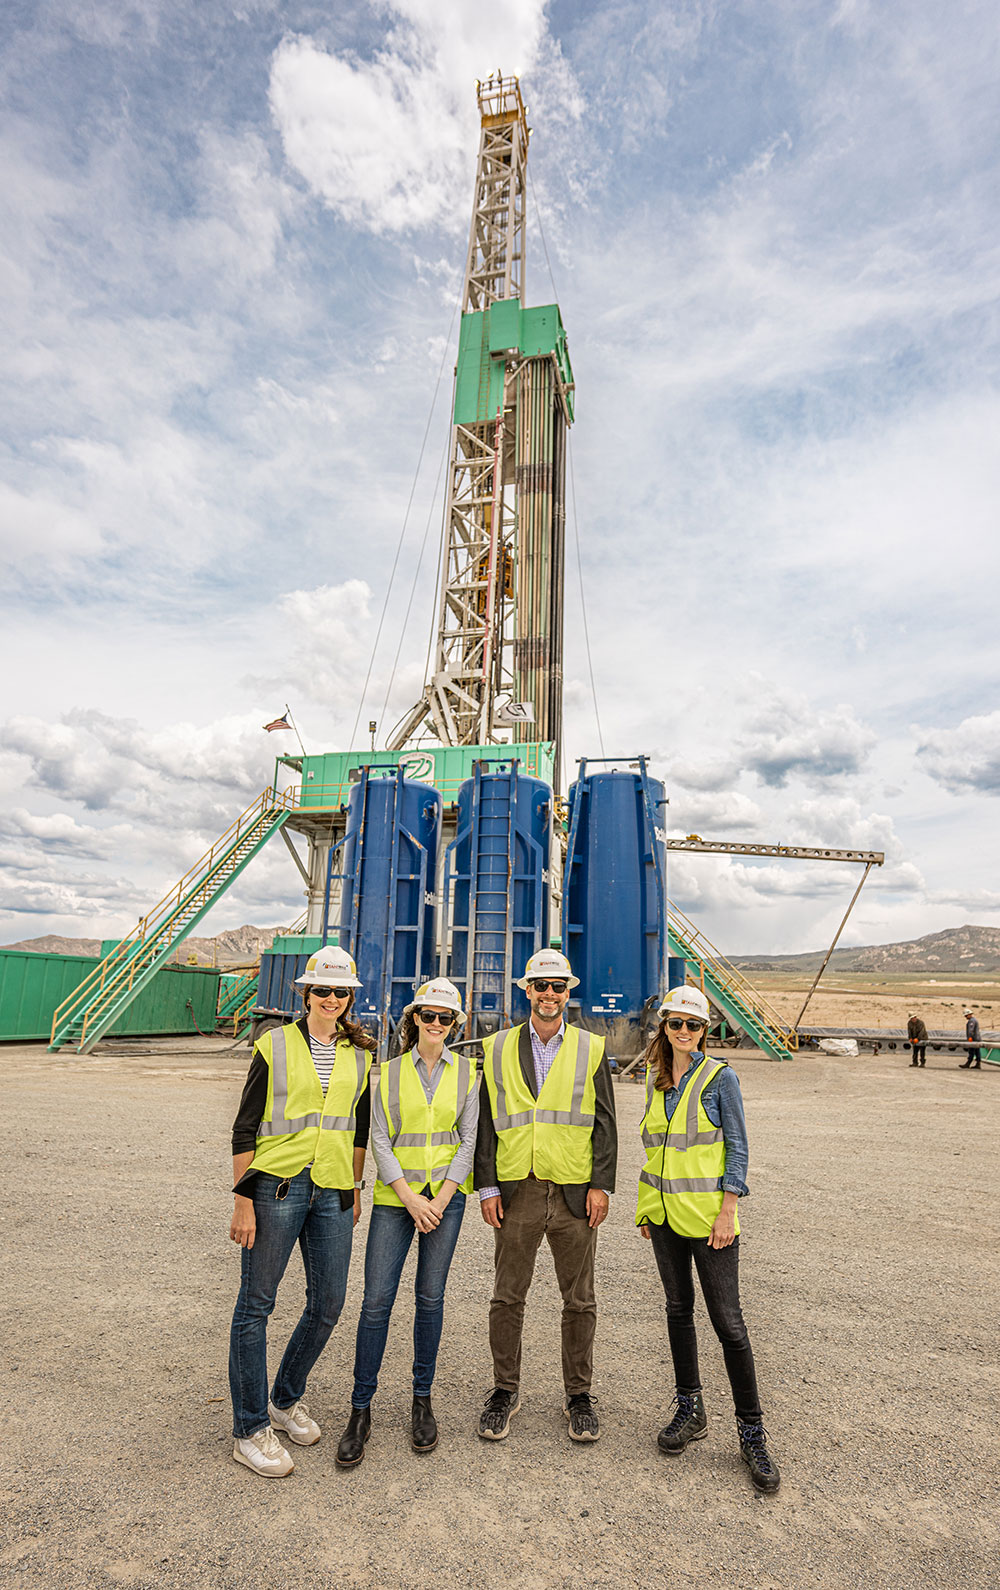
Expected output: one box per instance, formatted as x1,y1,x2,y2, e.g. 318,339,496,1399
285,704,307,757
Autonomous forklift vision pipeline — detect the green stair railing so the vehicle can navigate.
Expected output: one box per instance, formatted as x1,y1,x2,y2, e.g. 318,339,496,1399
50,788,296,1055
667,900,798,1061
216,969,260,1033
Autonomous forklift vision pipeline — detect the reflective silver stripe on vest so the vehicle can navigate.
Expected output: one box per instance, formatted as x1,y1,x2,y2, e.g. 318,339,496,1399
256,1026,322,1136
258,1033,364,1137
488,1029,515,1129
641,1057,725,1151
665,1058,725,1151
387,1050,471,1150
491,1027,595,1131
639,1169,722,1195
399,1164,463,1185
641,1066,662,1148
320,1045,367,1131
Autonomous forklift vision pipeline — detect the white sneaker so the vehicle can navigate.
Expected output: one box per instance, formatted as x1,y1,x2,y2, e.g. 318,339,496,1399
269,1398,321,1446
233,1427,295,1477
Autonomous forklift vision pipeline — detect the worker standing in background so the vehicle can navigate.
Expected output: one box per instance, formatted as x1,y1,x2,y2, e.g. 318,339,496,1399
475,949,617,1445
227,946,376,1478
907,1013,928,1067
336,978,478,1468
637,985,780,1494
961,1008,982,1069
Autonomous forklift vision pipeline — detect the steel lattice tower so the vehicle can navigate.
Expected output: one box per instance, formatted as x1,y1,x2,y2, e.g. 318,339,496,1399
388,74,574,786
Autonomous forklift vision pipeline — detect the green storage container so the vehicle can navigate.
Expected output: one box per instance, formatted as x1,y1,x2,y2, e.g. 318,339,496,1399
270,935,324,955
0,949,222,1043
289,742,555,810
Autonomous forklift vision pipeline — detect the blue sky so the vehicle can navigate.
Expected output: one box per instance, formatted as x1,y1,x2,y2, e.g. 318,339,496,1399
1,0,998,954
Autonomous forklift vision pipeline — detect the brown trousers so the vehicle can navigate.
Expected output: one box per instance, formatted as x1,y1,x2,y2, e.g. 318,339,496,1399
489,1177,598,1397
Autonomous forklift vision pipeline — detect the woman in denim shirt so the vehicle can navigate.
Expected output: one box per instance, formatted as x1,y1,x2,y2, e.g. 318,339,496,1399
637,984,780,1493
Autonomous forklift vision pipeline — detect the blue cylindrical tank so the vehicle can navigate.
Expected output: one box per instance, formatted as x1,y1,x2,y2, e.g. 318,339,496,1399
667,956,687,990
446,762,551,1034
562,767,667,1040
339,769,441,1034
254,951,312,1023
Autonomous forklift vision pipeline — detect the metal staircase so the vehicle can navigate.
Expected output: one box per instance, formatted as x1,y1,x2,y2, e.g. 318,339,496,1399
216,968,260,1035
666,900,798,1060
50,788,295,1054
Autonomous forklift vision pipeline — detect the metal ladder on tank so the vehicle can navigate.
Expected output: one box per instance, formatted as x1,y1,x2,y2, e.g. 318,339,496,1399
666,900,798,1060
469,760,516,1031
443,758,549,1037
338,767,435,1041
49,788,294,1054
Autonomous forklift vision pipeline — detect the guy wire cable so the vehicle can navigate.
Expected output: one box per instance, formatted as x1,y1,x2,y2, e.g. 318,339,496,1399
567,433,606,758
347,297,459,754
528,166,560,303
377,428,450,737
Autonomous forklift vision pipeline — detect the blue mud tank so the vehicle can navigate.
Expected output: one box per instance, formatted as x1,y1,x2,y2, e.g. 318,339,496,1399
338,768,441,1037
562,766,667,1038
445,760,551,1035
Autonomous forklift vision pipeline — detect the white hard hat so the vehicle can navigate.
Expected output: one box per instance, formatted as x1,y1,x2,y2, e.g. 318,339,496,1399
516,948,579,991
657,985,711,1023
295,945,362,989
402,977,467,1026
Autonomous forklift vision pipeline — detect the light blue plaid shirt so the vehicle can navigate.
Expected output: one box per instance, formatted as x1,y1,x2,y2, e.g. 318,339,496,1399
479,1018,567,1201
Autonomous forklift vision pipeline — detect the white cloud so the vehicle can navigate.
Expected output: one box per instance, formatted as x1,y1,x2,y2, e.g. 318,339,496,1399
916,710,1000,795
268,4,574,234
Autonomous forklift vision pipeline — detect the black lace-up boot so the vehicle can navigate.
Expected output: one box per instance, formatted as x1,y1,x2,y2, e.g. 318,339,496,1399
736,1416,781,1493
656,1391,708,1454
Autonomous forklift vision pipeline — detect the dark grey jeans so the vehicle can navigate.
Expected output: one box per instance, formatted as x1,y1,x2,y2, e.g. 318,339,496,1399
648,1218,763,1423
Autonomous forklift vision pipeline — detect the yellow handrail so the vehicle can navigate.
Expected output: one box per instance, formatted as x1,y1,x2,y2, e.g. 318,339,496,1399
50,785,298,1046
667,899,798,1052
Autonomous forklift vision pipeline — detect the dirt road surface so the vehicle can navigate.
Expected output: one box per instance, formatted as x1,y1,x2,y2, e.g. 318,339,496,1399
2,1037,997,1590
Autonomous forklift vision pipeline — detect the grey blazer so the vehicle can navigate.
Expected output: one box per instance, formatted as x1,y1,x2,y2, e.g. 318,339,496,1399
474,1022,618,1220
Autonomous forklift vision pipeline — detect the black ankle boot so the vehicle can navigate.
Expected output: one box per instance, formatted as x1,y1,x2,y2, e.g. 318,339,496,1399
736,1417,781,1493
657,1391,708,1454
411,1395,438,1452
335,1406,371,1468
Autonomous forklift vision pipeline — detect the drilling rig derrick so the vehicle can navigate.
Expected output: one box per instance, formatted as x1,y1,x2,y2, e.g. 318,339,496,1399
387,73,573,788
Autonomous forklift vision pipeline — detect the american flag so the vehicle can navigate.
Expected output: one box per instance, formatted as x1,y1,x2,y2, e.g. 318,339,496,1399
262,712,291,733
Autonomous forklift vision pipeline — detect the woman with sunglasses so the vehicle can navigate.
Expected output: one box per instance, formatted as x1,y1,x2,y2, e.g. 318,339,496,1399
637,984,780,1494
336,977,478,1467
228,945,376,1478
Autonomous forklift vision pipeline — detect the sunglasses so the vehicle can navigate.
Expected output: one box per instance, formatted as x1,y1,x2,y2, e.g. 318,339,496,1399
310,986,351,1000
666,1017,706,1033
529,980,568,993
416,1010,452,1026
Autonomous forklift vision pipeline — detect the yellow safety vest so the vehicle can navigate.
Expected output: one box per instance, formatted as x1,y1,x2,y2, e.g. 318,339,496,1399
635,1055,737,1238
482,1023,604,1186
373,1048,477,1207
249,1023,371,1189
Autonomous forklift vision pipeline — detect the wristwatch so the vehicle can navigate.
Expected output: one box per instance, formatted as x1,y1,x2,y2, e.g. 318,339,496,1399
354,1180,365,1190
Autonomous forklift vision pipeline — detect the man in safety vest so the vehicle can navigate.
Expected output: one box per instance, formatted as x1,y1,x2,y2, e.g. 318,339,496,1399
475,949,617,1443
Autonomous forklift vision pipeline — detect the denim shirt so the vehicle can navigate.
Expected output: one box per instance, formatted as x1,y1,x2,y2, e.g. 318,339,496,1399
656,1053,749,1198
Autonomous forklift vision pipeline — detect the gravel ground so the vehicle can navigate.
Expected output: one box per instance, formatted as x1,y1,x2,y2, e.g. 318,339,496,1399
2,1037,997,1590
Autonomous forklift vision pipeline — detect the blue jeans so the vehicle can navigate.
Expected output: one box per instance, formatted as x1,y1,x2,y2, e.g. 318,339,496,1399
351,1193,466,1408
229,1169,354,1438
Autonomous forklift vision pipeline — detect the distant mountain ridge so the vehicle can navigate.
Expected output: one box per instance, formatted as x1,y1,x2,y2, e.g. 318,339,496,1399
7,922,1000,976
1,924,288,967
731,924,1000,975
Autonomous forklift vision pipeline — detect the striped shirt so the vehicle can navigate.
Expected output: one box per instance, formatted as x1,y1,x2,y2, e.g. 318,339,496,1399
308,1034,340,1094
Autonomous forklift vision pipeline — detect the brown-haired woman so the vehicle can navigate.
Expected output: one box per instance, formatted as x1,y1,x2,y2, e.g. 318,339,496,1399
228,945,376,1478
636,983,780,1493
335,976,478,1467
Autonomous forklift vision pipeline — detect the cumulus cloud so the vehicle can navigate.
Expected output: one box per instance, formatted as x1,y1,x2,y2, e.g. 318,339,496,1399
268,3,575,234
737,687,876,788
916,711,1000,795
